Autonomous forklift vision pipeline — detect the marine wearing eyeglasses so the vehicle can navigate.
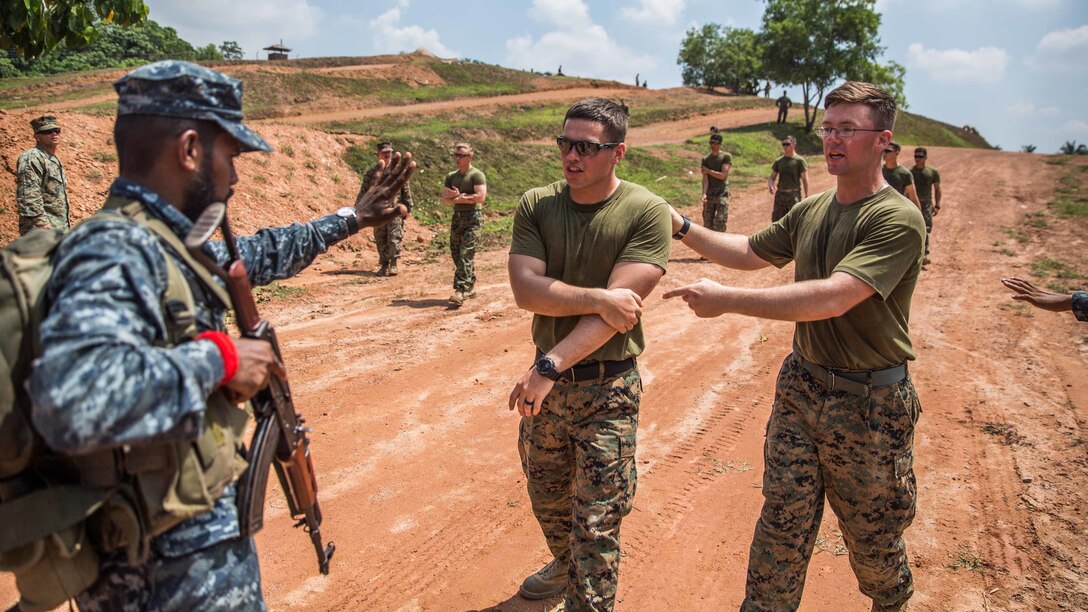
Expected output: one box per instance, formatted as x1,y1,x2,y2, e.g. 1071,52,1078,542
16,114,70,235
508,97,671,611
910,147,942,265
441,142,488,306
664,81,925,612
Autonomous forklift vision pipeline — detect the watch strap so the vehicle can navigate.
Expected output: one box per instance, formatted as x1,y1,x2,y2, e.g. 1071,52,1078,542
672,215,691,240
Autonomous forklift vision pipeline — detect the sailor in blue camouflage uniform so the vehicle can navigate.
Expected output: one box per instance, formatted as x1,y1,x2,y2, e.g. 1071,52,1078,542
26,60,414,611
1002,277,1088,322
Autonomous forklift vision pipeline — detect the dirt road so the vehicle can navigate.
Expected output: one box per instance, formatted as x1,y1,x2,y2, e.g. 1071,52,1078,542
236,148,1084,610
2,102,1085,609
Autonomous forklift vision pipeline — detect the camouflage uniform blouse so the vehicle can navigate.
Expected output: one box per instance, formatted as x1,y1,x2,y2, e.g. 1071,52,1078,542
16,146,70,234
28,178,352,556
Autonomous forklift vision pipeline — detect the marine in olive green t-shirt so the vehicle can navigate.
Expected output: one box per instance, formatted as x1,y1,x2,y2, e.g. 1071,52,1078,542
444,167,487,212
749,187,926,370
702,152,732,195
509,180,672,363
910,165,940,203
770,155,808,192
882,164,913,196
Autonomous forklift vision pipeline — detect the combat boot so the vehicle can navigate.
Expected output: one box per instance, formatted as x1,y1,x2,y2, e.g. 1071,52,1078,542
519,558,568,600
463,288,477,299
448,291,464,307
386,261,399,276
377,264,389,276
872,600,908,612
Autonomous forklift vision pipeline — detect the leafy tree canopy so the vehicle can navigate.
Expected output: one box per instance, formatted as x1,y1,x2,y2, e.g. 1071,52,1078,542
759,0,906,131
677,24,764,94
1,0,149,60
2,19,226,76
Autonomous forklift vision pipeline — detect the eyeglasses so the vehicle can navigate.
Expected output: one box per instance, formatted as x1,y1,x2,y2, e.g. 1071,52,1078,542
913,154,926,159
556,136,621,157
453,153,471,158
38,128,61,135
815,126,883,139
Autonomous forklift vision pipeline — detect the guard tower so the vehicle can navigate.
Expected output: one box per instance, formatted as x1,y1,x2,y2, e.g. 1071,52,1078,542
263,41,291,61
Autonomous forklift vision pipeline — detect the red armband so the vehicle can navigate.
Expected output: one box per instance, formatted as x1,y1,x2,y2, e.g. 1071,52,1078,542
196,331,238,385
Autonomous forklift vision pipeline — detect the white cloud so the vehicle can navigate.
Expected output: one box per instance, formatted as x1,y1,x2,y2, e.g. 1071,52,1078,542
368,7,457,58
620,0,685,26
1028,25,1088,71
906,43,1008,83
529,0,590,27
147,0,323,59
506,1,658,83
1007,102,1061,117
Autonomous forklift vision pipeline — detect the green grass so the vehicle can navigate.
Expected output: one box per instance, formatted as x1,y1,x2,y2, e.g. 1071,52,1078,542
253,281,308,303
0,83,114,110
1048,170,1088,218
1029,257,1085,279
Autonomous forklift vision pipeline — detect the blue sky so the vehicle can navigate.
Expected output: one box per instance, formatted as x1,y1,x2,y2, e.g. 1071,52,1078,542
147,0,1087,154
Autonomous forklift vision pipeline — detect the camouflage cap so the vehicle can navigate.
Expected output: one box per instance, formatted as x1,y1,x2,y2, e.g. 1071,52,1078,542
30,115,60,133
709,133,723,143
114,60,272,153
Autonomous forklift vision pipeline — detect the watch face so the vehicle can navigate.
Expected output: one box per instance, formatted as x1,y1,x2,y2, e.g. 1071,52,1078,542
337,206,356,217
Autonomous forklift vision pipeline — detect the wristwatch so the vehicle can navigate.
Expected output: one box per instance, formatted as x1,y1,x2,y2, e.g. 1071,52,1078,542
672,215,691,240
336,206,359,234
534,356,562,381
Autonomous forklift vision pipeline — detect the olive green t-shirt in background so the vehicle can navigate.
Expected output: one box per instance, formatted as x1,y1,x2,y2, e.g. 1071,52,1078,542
444,167,487,212
702,152,732,194
771,155,808,191
910,166,940,202
748,187,926,370
509,180,672,363
882,165,914,196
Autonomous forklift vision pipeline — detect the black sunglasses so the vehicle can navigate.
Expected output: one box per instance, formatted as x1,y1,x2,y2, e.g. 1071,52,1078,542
556,136,621,157
913,154,926,158
453,152,471,158
38,128,61,135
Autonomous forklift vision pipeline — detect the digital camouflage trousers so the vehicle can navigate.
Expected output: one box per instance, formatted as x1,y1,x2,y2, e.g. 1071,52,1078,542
450,210,481,292
374,216,404,266
772,190,803,223
519,367,641,612
75,536,265,611
919,198,933,256
742,354,920,612
702,189,729,232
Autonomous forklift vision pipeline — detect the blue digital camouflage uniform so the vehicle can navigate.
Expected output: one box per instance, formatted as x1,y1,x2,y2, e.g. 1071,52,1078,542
357,162,412,269
1073,291,1087,322
28,179,353,610
24,60,352,611
16,145,69,235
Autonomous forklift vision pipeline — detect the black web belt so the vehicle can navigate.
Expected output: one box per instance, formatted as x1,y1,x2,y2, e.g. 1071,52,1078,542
797,354,907,397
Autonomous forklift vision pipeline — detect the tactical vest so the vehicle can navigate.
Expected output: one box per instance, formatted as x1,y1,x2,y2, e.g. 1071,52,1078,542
0,197,248,611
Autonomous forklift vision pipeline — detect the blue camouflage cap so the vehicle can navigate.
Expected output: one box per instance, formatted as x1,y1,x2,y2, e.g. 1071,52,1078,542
114,60,273,153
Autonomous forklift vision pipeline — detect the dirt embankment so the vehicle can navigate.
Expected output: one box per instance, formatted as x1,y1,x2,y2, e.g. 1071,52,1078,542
1,98,1086,611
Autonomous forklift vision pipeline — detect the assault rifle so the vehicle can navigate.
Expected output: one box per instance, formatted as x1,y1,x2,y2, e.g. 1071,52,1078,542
185,203,335,575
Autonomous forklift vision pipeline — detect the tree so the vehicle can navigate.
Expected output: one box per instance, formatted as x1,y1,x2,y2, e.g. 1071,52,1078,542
219,40,244,60
759,0,904,131
1059,141,1088,155
677,24,726,90
1,0,148,60
1021,145,1037,153
718,27,764,95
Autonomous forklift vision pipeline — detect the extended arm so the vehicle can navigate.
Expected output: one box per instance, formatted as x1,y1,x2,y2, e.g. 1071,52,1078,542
669,205,771,270
664,271,876,321
509,254,646,332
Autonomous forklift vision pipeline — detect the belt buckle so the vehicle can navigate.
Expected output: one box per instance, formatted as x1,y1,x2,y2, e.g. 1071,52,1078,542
828,370,836,391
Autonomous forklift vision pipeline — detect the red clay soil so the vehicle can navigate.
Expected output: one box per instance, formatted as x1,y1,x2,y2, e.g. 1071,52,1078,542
1,100,1086,611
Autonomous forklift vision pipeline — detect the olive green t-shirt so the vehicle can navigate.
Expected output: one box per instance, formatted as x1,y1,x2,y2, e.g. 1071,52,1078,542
749,187,926,369
771,155,808,191
444,166,487,212
509,180,672,362
702,152,732,195
882,165,913,196
910,166,940,202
